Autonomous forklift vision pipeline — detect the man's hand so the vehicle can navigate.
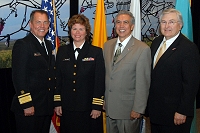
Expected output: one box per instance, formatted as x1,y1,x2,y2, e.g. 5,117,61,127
130,110,141,120
24,106,34,116
174,112,186,125
55,106,62,116
90,110,101,119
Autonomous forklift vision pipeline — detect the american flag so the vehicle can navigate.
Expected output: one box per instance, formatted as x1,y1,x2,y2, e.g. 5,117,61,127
41,0,59,53
41,1,60,132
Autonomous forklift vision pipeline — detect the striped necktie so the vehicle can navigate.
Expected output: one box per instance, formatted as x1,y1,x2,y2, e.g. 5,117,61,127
113,43,122,63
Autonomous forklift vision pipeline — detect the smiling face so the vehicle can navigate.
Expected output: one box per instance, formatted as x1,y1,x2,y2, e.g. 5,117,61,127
115,14,134,42
29,12,49,41
160,12,182,40
71,23,87,45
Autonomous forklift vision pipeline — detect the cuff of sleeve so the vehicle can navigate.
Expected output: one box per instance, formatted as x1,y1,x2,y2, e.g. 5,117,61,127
18,93,33,109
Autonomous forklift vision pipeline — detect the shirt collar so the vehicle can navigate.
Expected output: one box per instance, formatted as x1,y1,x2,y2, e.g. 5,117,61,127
31,32,45,44
117,34,132,47
73,41,85,50
163,32,180,44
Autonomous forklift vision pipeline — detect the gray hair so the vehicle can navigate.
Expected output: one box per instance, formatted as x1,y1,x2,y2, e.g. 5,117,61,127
114,10,135,25
159,8,183,26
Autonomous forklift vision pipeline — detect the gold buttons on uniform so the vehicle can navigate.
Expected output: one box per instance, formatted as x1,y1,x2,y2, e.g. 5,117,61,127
73,80,76,83
49,78,51,80
49,88,51,91
73,89,76,91
73,73,76,76
74,64,76,67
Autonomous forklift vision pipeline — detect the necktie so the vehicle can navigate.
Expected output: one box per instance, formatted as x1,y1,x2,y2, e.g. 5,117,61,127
154,41,166,67
113,43,122,63
74,48,80,60
74,48,81,53
41,42,47,55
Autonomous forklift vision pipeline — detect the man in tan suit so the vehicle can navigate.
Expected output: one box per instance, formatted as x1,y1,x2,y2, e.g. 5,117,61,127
103,10,151,133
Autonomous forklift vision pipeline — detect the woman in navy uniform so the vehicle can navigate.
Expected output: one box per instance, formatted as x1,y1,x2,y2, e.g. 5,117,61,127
54,14,105,133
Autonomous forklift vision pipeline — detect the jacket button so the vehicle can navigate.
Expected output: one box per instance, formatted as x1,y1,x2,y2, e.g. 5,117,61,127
73,89,76,91
74,65,76,67
73,73,76,76
73,80,76,83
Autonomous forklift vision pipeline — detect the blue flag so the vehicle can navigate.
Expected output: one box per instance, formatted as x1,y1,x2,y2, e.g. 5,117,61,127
176,1,197,133
175,0,193,41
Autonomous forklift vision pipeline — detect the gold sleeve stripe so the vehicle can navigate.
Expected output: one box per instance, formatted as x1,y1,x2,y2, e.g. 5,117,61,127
92,101,103,105
18,95,32,104
54,95,61,101
92,98,104,105
18,93,30,98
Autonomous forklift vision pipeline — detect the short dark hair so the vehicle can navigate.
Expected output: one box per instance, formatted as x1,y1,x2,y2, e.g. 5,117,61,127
30,10,49,22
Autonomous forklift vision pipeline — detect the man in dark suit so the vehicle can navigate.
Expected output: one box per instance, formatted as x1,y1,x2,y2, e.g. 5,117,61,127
147,8,200,133
103,10,151,133
11,10,55,133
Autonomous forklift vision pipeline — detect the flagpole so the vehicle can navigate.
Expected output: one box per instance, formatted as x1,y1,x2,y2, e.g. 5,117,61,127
52,0,58,52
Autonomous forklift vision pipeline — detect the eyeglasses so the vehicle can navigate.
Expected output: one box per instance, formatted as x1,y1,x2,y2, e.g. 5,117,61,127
35,21,50,26
160,20,179,26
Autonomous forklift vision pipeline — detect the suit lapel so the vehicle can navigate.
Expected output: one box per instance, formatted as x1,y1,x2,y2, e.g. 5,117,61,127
107,40,116,70
113,37,134,64
154,34,182,69
28,33,49,62
67,43,76,63
45,39,56,65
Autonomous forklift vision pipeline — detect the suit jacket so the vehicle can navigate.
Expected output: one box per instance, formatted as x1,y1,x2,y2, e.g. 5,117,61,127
103,36,151,119
54,42,105,111
11,33,56,116
147,33,200,125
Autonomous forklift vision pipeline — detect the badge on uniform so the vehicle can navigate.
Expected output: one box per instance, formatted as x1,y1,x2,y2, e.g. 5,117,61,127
82,57,95,61
63,58,70,61
34,52,41,56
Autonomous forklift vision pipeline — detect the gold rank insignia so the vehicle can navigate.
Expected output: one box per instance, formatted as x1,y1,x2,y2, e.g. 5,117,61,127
92,97,104,105
54,95,61,101
18,93,32,104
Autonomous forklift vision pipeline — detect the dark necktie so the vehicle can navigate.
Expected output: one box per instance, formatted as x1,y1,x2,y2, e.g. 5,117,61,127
74,48,81,60
113,43,122,63
41,42,47,55
74,48,81,53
